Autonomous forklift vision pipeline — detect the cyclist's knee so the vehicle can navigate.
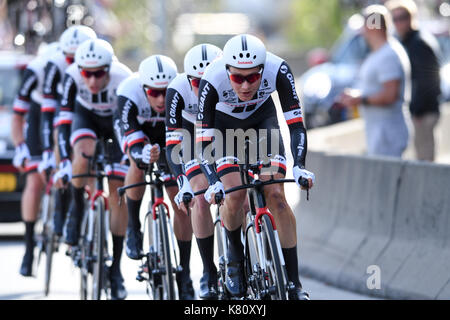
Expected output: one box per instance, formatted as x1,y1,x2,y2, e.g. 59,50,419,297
267,189,289,212
25,173,43,194
225,189,247,213
194,194,210,213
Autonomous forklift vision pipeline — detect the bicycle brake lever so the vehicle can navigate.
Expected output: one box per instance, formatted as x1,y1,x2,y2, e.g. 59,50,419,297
299,178,310,201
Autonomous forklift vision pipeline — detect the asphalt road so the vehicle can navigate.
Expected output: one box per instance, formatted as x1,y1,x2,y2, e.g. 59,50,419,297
0,222,377,300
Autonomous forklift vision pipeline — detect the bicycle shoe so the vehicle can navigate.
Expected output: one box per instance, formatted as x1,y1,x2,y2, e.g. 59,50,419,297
288,286,310,300
63,210,80,245
125,228,144,260
177,276,195,300
224,260,246,298
110,273,128,300
19,252,34,277
199,271,218,300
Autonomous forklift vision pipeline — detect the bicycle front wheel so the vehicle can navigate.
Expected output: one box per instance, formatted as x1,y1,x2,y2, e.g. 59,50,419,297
92,197,106,300
158,204,175,300
260,214,287,300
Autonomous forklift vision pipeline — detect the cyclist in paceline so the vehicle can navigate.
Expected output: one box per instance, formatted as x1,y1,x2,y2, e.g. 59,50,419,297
11,42,60,277
165,44,223,299
115,55,196,299
196,34,315,300
39,25,97,238
55,38,132,300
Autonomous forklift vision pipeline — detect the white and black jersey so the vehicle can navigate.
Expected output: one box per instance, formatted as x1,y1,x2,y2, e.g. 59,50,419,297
116,74,166,153
41,50,71,150
12,53,51,170
12,54,48,115
115,74,176,184
196,52,308,184
57,60,132,160
164,73,200,178
58,61,132,120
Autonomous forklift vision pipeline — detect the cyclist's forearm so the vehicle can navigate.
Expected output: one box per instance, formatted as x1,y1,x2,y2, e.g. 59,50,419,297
165,143,184,178
41,111,55,150
290,125,308,168
200,162,220,186
11,114,25,146
57,123,71,160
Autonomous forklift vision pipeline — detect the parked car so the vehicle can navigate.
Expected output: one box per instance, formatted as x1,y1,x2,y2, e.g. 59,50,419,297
0,51,34,223
299,14,450,129
299,14,369,129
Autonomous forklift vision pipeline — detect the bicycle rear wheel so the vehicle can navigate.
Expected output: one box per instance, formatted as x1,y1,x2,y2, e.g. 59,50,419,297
92,197,106,300
158,204,175,300
260,214,286,300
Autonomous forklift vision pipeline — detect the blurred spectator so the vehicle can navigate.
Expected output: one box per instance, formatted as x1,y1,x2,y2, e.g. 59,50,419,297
386,0,442,162
0,0,14,50
338,5,410,158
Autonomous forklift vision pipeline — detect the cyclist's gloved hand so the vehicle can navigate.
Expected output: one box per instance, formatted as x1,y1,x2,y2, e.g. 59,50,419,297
54,159,72,184
174,175,195,213
204,181,225,204
13,142,31,169
293,166,315,189
38,150,56,173
142,143,160,164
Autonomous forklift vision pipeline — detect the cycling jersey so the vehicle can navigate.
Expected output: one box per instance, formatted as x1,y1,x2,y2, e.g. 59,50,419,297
116,74,176,185
196,52,307,184
57,60,132,161
165,73,202,180
13,55,48,115
41,50,71,151
13,54,50,172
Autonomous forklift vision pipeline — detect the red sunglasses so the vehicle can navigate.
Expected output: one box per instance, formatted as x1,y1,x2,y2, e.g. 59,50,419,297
227,68,263,84
145,87,167,98
188,76,201,88
65,56,74,65
79,68,109,79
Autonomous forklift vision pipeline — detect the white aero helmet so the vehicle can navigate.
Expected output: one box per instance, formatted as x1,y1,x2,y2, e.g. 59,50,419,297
59,25,97,55
223,34,267,69
184,44,222,78
138,55,178,89
75,39,114,68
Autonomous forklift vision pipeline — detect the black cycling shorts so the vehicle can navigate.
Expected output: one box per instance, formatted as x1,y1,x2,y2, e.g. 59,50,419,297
71,104,127,179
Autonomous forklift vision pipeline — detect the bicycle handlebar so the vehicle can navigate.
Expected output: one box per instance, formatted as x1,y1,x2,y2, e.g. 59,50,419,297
194,178,305,196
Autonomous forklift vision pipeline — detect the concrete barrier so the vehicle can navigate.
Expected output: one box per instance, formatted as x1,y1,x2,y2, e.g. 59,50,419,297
295,151,450,299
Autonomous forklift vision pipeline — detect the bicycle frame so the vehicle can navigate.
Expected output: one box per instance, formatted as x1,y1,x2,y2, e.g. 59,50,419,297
72,139,118,300
118,164,180,300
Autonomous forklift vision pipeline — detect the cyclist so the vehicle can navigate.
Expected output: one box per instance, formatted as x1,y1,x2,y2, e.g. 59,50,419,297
196,34,315,300
55,38,132,300
165,44,223,299
40,25,97,238
115,55,196,300
11,43,60,277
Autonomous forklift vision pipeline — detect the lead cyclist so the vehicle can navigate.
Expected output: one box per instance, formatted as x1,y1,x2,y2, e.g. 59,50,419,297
195,34,315,300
